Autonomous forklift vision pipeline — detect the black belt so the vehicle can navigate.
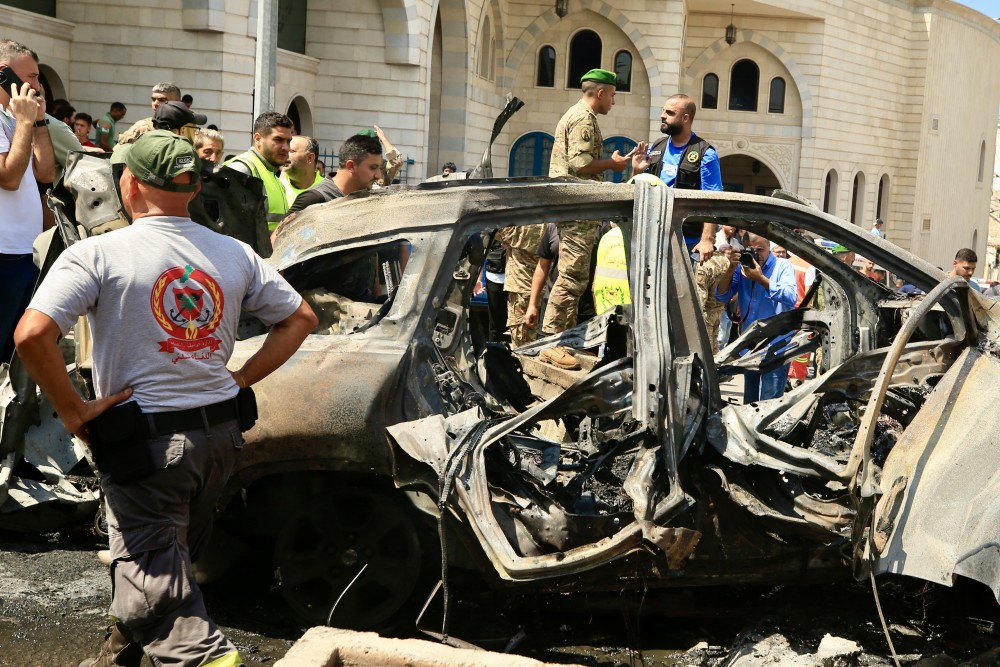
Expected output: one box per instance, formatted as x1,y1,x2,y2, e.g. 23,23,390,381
146,396,240,436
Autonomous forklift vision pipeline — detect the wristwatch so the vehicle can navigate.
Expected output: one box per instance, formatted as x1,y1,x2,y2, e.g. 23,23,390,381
33,118,49,127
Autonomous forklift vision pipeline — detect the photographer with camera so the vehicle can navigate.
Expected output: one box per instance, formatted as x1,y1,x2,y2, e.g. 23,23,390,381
715,233,797,402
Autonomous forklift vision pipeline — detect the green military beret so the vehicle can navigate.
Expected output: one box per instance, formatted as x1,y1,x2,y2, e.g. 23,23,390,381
581,68,618,86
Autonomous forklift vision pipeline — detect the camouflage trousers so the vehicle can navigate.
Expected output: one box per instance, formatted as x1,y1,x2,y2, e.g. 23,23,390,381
506,291,537,348
504,246,540,347
541,220,599,335
703,307,722,355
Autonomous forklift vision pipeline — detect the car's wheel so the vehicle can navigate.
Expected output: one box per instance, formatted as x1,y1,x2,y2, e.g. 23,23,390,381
273,485,428,630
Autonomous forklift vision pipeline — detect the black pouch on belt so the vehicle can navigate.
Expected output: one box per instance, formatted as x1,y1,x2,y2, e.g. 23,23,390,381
87,401,154,484
236,386,258,432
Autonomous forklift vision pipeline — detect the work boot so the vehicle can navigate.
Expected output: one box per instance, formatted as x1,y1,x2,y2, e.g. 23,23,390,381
78,622,143,667
540,346,580,370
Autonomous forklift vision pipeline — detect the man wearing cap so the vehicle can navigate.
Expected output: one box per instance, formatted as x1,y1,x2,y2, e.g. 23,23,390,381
14,130,317,667
535,68,637,367
110,100,207,166
279,135,323,206
225,111,294,231
871,218,884,238
117,83,183,146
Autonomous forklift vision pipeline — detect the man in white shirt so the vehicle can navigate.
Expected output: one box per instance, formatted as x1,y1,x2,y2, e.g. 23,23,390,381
0,38,54,362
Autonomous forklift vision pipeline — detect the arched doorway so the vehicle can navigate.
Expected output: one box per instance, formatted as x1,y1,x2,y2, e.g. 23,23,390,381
285,96,313,136
719,154,782,195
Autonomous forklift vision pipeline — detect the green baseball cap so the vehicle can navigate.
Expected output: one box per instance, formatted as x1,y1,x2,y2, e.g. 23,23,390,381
124,130,201,192
581,68,618,86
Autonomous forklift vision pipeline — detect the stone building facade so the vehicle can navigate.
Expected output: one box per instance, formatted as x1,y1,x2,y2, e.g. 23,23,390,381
4,0,999,268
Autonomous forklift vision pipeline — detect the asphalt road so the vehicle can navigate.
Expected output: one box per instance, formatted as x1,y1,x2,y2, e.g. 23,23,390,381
3,529,1000,666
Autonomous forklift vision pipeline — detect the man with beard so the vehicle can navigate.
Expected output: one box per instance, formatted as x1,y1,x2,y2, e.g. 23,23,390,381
632,93,722,258
225,111,294,231
279,135,323,207
284,133,383,215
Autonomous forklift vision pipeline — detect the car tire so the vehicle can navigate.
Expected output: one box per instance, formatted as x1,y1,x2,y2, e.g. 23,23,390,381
273,484,433,631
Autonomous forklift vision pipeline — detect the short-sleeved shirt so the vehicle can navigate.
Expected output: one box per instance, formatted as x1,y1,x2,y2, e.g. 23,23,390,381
286,178,345,215
29,216,302,412
549,99,603,180
0,109,43,253
535,223,559,263
94,112,117,150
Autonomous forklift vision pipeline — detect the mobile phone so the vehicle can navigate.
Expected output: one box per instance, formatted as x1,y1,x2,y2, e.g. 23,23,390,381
0,65,26,97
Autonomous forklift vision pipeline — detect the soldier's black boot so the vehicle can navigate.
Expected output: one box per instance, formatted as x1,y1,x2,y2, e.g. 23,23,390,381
77,622,143,667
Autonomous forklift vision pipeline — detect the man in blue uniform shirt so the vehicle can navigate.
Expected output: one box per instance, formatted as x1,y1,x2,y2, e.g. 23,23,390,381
715,233,798,403
632,94,722,258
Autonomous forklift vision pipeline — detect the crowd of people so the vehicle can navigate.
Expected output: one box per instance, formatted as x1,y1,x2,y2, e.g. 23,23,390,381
1,38,319,667
2,34,998,667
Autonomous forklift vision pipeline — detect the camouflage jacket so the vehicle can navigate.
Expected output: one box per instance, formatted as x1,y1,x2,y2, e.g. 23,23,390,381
549,99,603,181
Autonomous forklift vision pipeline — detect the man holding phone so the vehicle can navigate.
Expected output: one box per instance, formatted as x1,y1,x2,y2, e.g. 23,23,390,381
0,38,54,363
715,233,797,402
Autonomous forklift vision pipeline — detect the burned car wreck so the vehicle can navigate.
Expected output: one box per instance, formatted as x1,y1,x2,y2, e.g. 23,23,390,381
2,155,1000,633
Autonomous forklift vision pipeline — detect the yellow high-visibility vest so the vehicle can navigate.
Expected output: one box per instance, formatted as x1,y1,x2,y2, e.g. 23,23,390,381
226,151,288,231
592,226,631,315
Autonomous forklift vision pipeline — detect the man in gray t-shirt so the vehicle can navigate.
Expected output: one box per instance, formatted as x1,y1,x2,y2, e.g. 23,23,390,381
14,131,317,666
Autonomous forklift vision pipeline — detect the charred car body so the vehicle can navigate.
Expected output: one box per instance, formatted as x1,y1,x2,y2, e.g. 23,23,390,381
2,152,999,632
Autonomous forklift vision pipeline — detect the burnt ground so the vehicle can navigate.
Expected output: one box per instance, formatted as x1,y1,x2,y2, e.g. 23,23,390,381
2,528,1000,666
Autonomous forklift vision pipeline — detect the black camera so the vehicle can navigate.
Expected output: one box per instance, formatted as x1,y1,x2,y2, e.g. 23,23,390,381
739,248,757,267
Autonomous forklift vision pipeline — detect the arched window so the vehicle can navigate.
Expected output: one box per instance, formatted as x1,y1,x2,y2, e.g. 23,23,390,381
702,73,719,110
876,174,890,224
851,172,865,226
729,59,759,112
537,45,556,87
509,132,554,177
978,140,987,183
823,169,838,215
478,16,494,80
568,29,602,88
614,50,632,93
768,77,785,114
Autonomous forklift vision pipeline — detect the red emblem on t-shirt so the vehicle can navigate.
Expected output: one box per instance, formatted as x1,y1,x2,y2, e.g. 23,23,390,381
151,265,224,361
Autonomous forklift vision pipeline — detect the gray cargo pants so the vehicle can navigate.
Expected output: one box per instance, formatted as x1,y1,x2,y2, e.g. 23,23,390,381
101,418,243,667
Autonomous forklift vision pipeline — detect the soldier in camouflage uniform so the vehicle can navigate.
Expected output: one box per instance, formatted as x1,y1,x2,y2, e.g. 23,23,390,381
696,246,734,354
540,69,637,366
499,223,545,347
